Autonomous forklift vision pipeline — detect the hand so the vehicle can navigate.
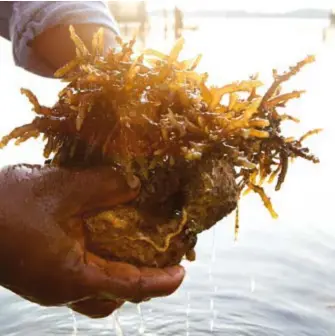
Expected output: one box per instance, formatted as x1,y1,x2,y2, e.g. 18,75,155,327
0,164,185,318
29,24,118,77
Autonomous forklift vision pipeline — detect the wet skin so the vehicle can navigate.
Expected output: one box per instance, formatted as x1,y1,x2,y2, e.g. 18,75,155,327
0,164,185,318
0,24,184,319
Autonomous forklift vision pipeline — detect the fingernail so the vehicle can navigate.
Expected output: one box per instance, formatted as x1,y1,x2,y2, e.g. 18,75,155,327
164,265,185,278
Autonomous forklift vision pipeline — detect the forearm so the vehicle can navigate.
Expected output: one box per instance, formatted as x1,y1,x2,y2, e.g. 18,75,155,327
7,1,119,77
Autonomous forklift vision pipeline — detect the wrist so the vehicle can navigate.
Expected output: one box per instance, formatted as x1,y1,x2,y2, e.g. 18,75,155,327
30,24,118,77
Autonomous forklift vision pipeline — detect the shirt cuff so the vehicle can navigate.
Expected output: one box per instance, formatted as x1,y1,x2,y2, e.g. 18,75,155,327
9,1,119,76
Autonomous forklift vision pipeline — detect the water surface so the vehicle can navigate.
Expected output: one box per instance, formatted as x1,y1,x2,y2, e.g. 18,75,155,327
0,18,335,335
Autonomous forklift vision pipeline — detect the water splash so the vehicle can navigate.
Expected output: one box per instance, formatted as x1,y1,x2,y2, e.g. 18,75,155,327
137,304,146,334
70,310,78,335
113,311,124,336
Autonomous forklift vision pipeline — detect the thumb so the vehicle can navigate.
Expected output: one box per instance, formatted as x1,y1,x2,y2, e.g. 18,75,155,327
42,165,140,215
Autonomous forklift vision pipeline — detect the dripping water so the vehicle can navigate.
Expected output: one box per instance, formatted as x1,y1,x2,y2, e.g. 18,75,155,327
137,303,146,334
70,309,78,335
185,291,191,336
209,227,217,333
113,310,124,336
250,276,256,293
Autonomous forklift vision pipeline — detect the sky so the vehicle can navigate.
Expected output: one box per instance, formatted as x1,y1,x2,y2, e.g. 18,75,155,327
145,0,335,12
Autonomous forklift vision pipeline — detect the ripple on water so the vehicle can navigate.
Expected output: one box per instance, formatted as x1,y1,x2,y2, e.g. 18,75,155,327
1,17,335,336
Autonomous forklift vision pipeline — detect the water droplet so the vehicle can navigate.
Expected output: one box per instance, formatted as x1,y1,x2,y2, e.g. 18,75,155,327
210,298,214,311
137,304,146,334
210,319,214,332
70,309,77,335
208,229,216,334
185,291,191,334
250,277,256,293
211,227,216,263
113,311,124,336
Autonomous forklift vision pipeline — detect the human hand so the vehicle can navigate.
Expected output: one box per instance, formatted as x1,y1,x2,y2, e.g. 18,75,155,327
0,164,185,318
29,24,117,77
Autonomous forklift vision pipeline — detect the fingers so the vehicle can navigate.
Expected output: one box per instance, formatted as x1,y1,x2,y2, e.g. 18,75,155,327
68,298,123,319
132,266,186,302
80,252,185,302
39,165,140,215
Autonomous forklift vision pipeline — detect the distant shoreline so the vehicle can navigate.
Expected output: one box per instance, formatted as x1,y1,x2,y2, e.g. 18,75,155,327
150,9,330,20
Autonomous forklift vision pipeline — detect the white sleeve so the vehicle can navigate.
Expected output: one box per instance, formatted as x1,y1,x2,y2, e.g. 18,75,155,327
8,1,119,75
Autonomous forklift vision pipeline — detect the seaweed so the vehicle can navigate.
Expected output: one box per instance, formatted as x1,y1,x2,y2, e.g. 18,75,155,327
0,27,320,266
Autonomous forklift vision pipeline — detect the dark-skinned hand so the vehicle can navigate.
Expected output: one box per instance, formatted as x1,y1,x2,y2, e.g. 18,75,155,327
0,164,185,318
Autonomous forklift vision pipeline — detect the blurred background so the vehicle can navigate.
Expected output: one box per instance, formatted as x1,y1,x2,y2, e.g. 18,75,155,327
1,1,335,335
